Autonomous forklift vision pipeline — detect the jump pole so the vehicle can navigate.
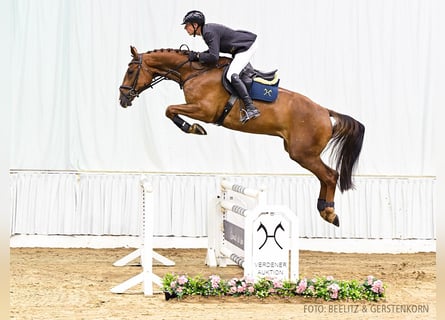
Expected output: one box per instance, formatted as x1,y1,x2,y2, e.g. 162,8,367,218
111,177,174,295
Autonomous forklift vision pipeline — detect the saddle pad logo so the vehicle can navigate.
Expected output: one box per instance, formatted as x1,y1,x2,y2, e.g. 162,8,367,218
263,88,273,97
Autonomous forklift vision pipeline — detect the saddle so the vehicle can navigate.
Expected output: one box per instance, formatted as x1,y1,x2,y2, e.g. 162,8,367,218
222,63,279,100
216,63,280,126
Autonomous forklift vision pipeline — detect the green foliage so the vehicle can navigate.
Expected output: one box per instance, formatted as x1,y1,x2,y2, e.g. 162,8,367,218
161,273,386,302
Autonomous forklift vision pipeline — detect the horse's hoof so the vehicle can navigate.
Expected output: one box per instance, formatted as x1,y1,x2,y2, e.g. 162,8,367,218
188,123,207,135
320,208,340,227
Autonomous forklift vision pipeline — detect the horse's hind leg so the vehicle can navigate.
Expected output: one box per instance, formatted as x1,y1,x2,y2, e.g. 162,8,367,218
316,163,340,226
287,142,339,226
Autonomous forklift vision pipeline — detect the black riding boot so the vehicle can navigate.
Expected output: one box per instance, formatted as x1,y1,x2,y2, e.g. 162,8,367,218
230,74,261,123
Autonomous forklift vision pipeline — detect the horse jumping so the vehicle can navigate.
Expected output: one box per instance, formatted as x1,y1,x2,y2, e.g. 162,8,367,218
119,46,365,227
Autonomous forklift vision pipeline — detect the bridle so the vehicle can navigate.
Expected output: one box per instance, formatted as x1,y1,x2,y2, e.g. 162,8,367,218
119,50,212,102
119,54,144,100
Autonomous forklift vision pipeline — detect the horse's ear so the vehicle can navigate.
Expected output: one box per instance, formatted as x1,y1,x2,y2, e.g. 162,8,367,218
130,46,138,57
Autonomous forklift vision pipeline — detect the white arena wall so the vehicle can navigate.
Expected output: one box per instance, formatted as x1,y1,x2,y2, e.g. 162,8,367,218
10,172,435,240
7,0,441,252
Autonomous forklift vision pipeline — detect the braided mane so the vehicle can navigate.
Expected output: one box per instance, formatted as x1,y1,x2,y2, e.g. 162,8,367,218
145,48,188,55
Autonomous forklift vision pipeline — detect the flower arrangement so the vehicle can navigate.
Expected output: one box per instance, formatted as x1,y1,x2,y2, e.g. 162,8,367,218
162,273,386,302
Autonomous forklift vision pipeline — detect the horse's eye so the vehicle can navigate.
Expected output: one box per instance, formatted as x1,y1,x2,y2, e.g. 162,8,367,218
127,69,134,75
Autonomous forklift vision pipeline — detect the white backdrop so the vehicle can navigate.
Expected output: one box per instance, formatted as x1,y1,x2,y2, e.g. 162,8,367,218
9,0,436,175
7,0,440,239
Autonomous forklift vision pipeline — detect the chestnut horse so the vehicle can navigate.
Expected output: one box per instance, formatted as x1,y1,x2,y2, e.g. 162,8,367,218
119,46,365,227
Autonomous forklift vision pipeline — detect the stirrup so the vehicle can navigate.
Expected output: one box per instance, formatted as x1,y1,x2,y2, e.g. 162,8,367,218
240,109,250,124
240,107,260,124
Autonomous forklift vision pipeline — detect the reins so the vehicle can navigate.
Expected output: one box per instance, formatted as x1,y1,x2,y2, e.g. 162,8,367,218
120,47,227,101
152,55,216,89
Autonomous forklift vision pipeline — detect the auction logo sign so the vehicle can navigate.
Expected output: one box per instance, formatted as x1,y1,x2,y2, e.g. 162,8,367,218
252,212,291,280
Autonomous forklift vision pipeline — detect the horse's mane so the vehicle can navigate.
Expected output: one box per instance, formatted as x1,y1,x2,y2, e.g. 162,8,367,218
143,47,232,64
144,48,188,55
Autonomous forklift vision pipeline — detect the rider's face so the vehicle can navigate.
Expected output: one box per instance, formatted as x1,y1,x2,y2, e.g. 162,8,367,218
184,23,199,36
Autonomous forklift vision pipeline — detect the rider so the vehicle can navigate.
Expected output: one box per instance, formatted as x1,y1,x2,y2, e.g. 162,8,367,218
182,10,261,123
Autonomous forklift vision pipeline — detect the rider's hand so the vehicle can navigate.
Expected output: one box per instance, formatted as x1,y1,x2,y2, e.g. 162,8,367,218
188,51,200,61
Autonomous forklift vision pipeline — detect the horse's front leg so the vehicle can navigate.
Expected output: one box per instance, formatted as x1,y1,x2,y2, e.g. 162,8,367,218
165,103,207,135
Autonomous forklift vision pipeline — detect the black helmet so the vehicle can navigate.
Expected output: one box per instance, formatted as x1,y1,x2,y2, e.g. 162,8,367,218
182,10,205,26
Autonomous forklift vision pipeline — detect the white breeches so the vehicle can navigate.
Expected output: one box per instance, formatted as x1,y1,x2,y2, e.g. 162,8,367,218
226,39,258,81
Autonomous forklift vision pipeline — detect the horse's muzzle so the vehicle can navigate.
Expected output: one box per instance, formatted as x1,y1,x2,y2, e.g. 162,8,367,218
119,94,133,108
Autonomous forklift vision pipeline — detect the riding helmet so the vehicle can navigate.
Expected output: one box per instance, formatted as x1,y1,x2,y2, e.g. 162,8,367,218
182,10,205,26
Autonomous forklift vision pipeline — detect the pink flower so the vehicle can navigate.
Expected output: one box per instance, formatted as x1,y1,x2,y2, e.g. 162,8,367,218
326,276,334,281
230,286,237,294
296,278,307,294
237,285,245,293
210,274,220,282
210,275,221,288
248,286,255,293
371,280,384,294
228,278,237,286
367,275,374,285
273,279,283,289
328,283,340,299
177,275,188,285
176,286,183,293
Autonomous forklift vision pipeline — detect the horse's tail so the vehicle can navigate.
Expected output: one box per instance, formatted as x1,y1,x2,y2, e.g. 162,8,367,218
328,109,365,192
